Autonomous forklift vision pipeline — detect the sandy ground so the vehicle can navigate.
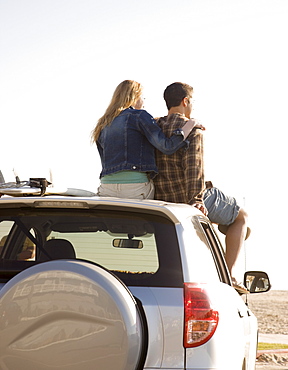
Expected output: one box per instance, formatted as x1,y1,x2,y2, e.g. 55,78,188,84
246,290,288,369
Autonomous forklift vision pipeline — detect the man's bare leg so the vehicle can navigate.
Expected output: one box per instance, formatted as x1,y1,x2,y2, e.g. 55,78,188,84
224,208,248,276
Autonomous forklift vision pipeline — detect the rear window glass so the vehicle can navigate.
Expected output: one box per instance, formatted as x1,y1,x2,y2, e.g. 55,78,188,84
0,208,183,287
49,216,158,273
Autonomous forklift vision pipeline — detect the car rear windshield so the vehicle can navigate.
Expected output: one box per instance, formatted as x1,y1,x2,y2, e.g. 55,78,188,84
0,208,183,287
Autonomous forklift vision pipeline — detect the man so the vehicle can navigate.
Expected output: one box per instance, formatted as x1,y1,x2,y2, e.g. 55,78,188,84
154,82,249,293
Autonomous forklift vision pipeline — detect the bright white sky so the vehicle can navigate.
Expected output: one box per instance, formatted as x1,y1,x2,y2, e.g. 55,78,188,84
1,0,288,289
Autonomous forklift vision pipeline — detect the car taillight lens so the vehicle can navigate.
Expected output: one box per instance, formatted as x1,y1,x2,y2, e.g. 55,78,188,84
184,283,219,348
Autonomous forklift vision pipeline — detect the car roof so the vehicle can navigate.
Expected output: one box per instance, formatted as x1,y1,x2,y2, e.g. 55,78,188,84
0,195,203,224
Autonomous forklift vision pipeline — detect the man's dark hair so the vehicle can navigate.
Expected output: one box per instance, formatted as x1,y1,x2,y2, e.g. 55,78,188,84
163,82,193,110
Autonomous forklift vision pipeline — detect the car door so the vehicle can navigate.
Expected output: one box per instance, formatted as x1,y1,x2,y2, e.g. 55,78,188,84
198,218,258,369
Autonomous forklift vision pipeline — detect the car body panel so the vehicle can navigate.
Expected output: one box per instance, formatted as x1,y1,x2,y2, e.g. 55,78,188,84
0,195,267,369
130,287,185,369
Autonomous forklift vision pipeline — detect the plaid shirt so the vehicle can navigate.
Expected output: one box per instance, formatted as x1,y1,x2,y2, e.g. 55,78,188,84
154,113,205,205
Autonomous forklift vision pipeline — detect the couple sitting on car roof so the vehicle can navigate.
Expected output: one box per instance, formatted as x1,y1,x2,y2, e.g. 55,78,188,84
91,80,249,293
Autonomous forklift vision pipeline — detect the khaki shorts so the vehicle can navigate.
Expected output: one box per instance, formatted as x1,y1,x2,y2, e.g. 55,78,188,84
97,180,155,200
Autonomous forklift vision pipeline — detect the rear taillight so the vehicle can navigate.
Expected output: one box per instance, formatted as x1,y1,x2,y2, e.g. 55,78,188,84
184,283,219,348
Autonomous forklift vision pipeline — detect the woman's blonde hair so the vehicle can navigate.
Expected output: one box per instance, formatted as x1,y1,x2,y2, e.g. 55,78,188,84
91,80,143,142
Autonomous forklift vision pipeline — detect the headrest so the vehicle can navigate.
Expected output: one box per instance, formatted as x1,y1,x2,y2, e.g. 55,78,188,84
39,239,76,261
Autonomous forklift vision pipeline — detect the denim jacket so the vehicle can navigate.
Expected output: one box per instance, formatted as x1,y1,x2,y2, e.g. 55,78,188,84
97,107,188,179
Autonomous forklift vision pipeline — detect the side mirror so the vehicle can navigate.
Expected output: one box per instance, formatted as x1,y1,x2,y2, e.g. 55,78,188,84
113,239,143,249
244,271,271,293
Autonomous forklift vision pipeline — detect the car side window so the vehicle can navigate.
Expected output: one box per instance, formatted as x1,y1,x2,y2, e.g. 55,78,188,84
199,220,230,283
17,235,36,261
0,220,37,261
0,221,14,257
185,218,220,283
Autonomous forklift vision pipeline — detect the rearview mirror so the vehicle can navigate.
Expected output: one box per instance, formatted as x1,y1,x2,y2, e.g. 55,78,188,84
113,239,143,249
244,271,271,293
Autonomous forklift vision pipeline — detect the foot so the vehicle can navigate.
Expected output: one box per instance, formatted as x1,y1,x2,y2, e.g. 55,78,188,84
231,277,250,294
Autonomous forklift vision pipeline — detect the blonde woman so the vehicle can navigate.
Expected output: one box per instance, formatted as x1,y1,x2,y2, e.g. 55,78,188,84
91,80,203,199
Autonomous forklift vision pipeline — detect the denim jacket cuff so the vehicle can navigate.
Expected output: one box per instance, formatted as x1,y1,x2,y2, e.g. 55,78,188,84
173,128,184,136
172,129,190,149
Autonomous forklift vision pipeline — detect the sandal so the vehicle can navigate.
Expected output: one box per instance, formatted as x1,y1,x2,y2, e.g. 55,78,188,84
232,278,250,294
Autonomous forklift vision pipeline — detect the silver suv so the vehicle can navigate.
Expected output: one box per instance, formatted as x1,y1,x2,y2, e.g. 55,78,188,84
0,195,270,370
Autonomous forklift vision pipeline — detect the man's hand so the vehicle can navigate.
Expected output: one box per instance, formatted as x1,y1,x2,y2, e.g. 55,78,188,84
182,118,206,139
193,203,208,216
188,118,206,131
